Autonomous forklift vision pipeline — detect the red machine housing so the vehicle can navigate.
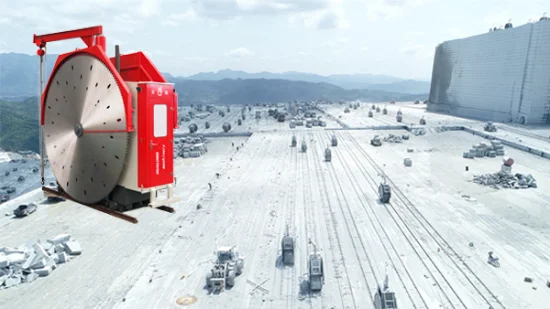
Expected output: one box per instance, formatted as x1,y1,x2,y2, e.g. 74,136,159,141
34,26,179,212
131,83,177,189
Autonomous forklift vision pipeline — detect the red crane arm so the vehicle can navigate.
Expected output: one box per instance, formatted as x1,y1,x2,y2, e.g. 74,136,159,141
33,26,105,52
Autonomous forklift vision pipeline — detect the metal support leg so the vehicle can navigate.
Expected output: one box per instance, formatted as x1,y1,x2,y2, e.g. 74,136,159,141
38,49,46,186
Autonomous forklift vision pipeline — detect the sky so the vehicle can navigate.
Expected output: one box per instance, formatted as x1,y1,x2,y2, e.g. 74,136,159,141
0,0,548,80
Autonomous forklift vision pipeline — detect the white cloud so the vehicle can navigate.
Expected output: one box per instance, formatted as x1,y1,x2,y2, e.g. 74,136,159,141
288,1,349,30
405,31,424,37
162,8,199,26
360,46,369,52
137,0,163,18
366,0,429,21
446,27,465,39
192,0,335,18
400,44,424,55
151,50,173,57
0,0,160,34
322,38,348,48
227,47,255,57
181,56,209,62
298,51,309,56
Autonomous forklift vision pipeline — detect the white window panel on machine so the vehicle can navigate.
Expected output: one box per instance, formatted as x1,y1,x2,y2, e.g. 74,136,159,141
154,104,168,137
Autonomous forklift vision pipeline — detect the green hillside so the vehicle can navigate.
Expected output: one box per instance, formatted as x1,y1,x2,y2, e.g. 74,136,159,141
0,97,40,153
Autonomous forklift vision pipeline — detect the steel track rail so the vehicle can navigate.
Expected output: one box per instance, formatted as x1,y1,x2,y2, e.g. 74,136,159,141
284,135,299,309
310,133,358,309
326,131,428,309
345,131,506,309
302,131,323,309
337,131,464,308
315,132,382,307
246,135,287,285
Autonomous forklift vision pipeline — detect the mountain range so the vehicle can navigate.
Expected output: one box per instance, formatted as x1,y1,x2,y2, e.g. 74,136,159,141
178,69,430,94
170,79,424,106
1,53,430,101
0,52,429,152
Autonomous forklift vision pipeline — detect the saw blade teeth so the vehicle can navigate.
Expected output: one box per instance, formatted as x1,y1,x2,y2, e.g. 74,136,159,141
43,53,130,205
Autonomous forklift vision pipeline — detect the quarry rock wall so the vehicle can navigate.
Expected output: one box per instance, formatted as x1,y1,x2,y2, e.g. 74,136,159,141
428,20,550,125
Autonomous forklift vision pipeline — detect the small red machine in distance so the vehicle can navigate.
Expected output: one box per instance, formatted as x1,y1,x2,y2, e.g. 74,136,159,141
33,25,180,223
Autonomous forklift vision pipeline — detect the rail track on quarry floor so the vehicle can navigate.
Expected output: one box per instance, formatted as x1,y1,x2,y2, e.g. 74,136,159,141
251,136,292,308
300,132,324,309
207,137,272,309
261,134,293,305
336,130,463,308
310,134,359,309
341,131,507,309
281,133,299,309
315,132,388,308
325,131,428,309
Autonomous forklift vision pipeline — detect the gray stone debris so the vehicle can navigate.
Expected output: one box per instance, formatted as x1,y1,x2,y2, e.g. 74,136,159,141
404,158,412,167
382,134,403,143
177,137,208,159
370,136,382,147
484,122,497,132
0,234,82,289
410,128,426,136
464,140,505,159
472,171,537,189
434,127,452,133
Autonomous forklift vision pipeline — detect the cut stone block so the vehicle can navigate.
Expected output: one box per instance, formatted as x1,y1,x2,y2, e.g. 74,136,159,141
4,276,21,287
45,257,57,270
47,234,71,245
6,253,26,264
10,263,23,274
47,246,56,256
63,240,82,255
0,268,12,277
24,272,39,283
0,255,9,268
22,252,36,269
34,266,52,277
42,242,53,251
54,244,65,253
30,258,47,269
32,243,48,259
4,248,26,255
56,252,68,264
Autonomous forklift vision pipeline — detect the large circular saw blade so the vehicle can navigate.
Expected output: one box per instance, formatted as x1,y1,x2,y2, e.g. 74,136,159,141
43,53,129,205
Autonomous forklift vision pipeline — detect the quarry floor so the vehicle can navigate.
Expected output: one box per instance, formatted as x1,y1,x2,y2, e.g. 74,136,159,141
0,102,549,309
